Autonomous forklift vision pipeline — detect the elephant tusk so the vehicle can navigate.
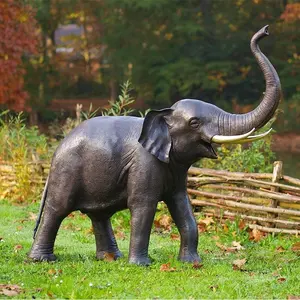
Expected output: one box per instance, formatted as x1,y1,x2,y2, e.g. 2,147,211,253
211,128,255,144
230,128,273,144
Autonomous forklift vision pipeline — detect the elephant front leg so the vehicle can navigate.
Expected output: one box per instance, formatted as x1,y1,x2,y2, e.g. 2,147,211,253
165,193,201,263
128,205,157,266
88,215,123,260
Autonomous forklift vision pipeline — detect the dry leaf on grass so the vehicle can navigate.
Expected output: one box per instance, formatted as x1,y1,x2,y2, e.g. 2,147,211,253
291,242,300,252
276,246,285,253
115,231,126,240
160,263,176,272
197,223,207,233
103,252,115,262
216,241,244,252
192,262,203,269
277,277,286,283
232,258,247,270
198,216,214,226
287,296,300,300
0,284,22,297
154,215,172,232
14,244,23,252
249,228,266,242
238,220,246,230
170,233,180,241
28,212,37,221
48,269,62,276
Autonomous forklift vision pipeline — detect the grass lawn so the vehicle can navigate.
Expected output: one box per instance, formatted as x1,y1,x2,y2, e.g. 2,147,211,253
0,200,299,299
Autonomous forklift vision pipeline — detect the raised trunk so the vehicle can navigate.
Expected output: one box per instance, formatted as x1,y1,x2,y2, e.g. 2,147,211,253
218,25,281,136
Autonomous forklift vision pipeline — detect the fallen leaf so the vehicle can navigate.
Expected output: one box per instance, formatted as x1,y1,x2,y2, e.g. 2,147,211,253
238,219,246,230
198,216,214,227
223,224,229,233
170,233,180,241
232,258,247,270
192,262,203,269
28,212,37,221
48,269,56,275
197,223,207,233
115,231,126,240
232,241,245,251
16,226,23,231
287,296,300,300
249,228,265,242
47,269,62,275
277,277,286,283
0,284,22,297
14,244,23,252
276,246,285,253
154,215,172,232
103,252,115,262
85,227,94,235
160,263,176,272
216,241,244,252
291,242,300,252
47,291,54,298
210,285,218,292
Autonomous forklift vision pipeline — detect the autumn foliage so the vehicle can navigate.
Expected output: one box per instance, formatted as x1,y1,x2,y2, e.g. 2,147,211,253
0,0,37,111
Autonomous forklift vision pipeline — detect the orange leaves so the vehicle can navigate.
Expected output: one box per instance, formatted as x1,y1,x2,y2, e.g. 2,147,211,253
160,263,176,272
291,242,300,252
249,228,266,242
197,216,215,233
232,258,247,270
154,215,172,232
13,244,23,252
216,241,244,253
0,0,37,111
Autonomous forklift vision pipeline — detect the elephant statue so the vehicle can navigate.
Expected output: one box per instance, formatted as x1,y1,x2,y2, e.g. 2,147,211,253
29,25,281,265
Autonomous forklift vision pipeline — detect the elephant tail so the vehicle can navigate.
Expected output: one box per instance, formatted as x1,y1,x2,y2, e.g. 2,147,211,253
33,176,49,239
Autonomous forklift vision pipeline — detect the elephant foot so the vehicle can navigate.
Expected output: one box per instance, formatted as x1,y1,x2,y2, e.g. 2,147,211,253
28,251,57,262
129,256,152,266
28,243,56,262
178,252,202,263
96,250,123,261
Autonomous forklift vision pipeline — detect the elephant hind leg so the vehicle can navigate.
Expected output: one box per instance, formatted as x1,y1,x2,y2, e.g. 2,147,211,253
28,204,70,262
88,214,123,261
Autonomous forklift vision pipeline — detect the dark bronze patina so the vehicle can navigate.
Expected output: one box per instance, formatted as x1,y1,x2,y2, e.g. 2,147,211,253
29,26,281,265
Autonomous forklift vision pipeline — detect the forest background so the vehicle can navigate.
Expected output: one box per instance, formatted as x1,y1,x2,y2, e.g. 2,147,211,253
0,0,299,132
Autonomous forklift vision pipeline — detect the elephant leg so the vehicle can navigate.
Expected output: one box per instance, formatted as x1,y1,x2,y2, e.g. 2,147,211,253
128,204,157,266
28,204,69,262
165,193,201,263
88,215,123,260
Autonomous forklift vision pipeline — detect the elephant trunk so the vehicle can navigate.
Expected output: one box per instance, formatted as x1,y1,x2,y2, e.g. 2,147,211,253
218,25,281,136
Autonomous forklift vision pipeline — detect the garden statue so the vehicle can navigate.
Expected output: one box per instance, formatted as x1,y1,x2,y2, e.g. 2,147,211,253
29,25,281,265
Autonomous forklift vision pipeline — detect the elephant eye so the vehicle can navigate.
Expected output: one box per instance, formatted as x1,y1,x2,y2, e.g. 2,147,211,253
189,118,200,129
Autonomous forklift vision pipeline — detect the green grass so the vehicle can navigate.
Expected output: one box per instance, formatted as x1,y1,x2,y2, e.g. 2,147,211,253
0,201,299,299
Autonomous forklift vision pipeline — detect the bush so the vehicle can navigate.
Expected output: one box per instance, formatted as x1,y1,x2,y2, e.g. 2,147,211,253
196,136,275,173
0,111,51,202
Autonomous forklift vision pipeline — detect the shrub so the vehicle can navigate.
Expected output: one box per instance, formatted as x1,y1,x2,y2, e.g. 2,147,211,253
0,111,51,202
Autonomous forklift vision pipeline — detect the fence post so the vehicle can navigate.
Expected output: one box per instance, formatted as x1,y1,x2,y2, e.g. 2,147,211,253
76,104,83,126
267,161,283,227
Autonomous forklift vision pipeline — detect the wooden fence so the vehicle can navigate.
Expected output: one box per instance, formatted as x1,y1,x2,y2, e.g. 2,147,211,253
1,160,300,234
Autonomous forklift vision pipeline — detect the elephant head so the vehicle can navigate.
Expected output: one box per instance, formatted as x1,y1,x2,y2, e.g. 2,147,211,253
139,25,281,164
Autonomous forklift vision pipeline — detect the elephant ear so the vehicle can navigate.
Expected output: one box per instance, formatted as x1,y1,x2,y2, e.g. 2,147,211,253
138,109,173,163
